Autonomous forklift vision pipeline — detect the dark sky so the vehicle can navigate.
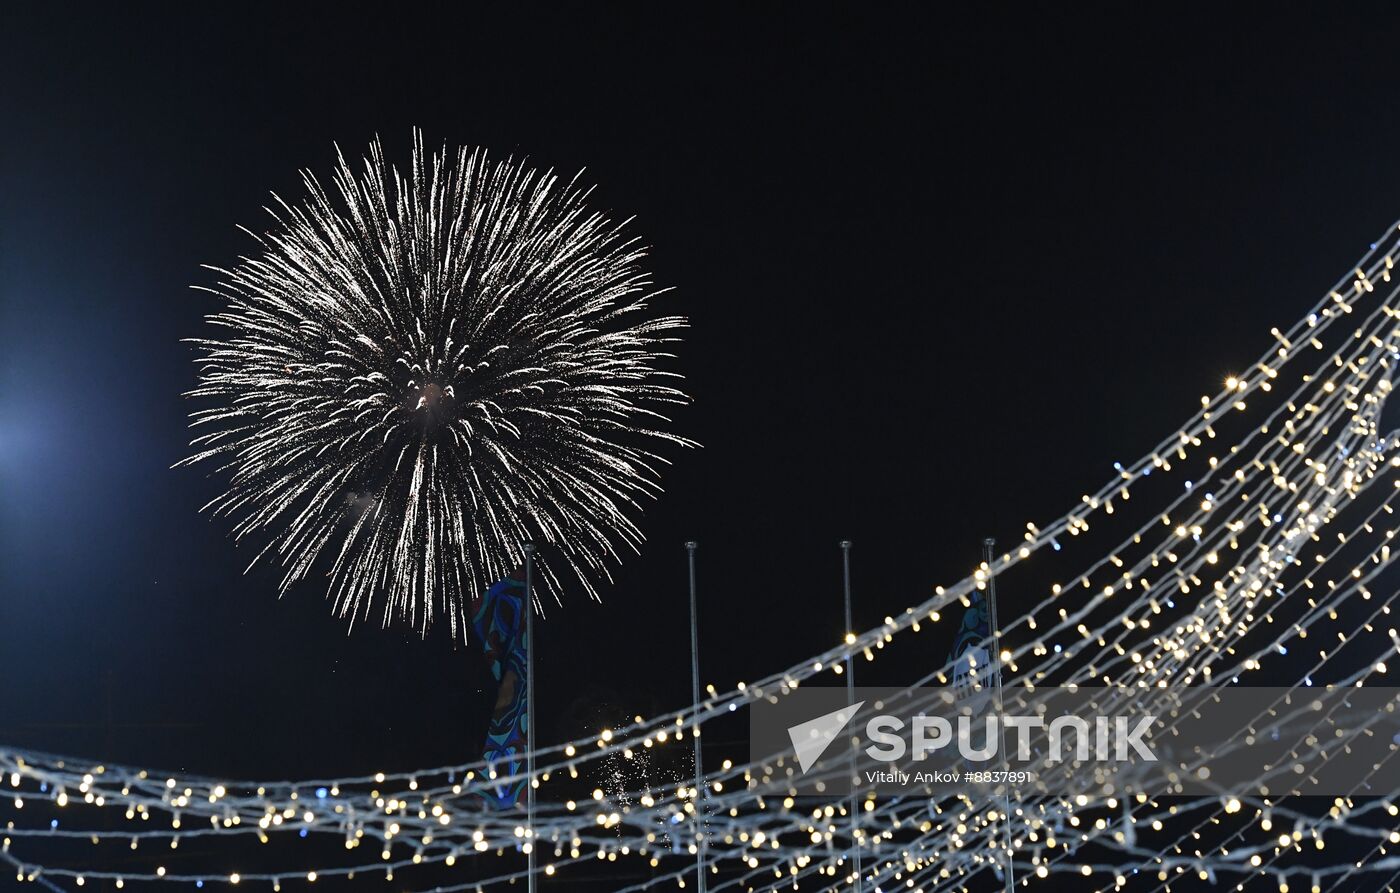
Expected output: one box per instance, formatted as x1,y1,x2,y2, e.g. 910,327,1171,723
5,3,1400,798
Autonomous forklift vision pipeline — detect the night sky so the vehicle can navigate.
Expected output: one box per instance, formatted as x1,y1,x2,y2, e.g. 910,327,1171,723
5,1,1400,827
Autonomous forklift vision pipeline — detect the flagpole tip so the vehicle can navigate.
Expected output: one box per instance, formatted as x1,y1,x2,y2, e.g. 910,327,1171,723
840,539,853,549
684,540,698,551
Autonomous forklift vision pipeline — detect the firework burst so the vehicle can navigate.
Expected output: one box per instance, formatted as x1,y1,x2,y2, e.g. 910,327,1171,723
179,133,692,636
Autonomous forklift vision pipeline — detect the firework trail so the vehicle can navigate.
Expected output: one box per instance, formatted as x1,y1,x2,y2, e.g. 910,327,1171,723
179,132,692,637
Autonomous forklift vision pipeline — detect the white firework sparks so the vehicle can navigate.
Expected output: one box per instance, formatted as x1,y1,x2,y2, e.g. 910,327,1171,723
179,133,692,636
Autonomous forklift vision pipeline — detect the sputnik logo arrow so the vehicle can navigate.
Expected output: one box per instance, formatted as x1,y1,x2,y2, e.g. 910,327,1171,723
787,701,865,774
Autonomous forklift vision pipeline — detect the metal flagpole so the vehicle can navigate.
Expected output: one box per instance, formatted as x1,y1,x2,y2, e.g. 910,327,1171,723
983,538,1015,893
840,540,863,892
524,543,538,893
685,541,708,893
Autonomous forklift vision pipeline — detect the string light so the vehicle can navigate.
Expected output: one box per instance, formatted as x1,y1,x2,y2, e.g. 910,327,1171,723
10,221,1400,889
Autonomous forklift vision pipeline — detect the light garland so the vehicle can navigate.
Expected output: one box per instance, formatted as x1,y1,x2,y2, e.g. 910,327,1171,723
9,222,1400,890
